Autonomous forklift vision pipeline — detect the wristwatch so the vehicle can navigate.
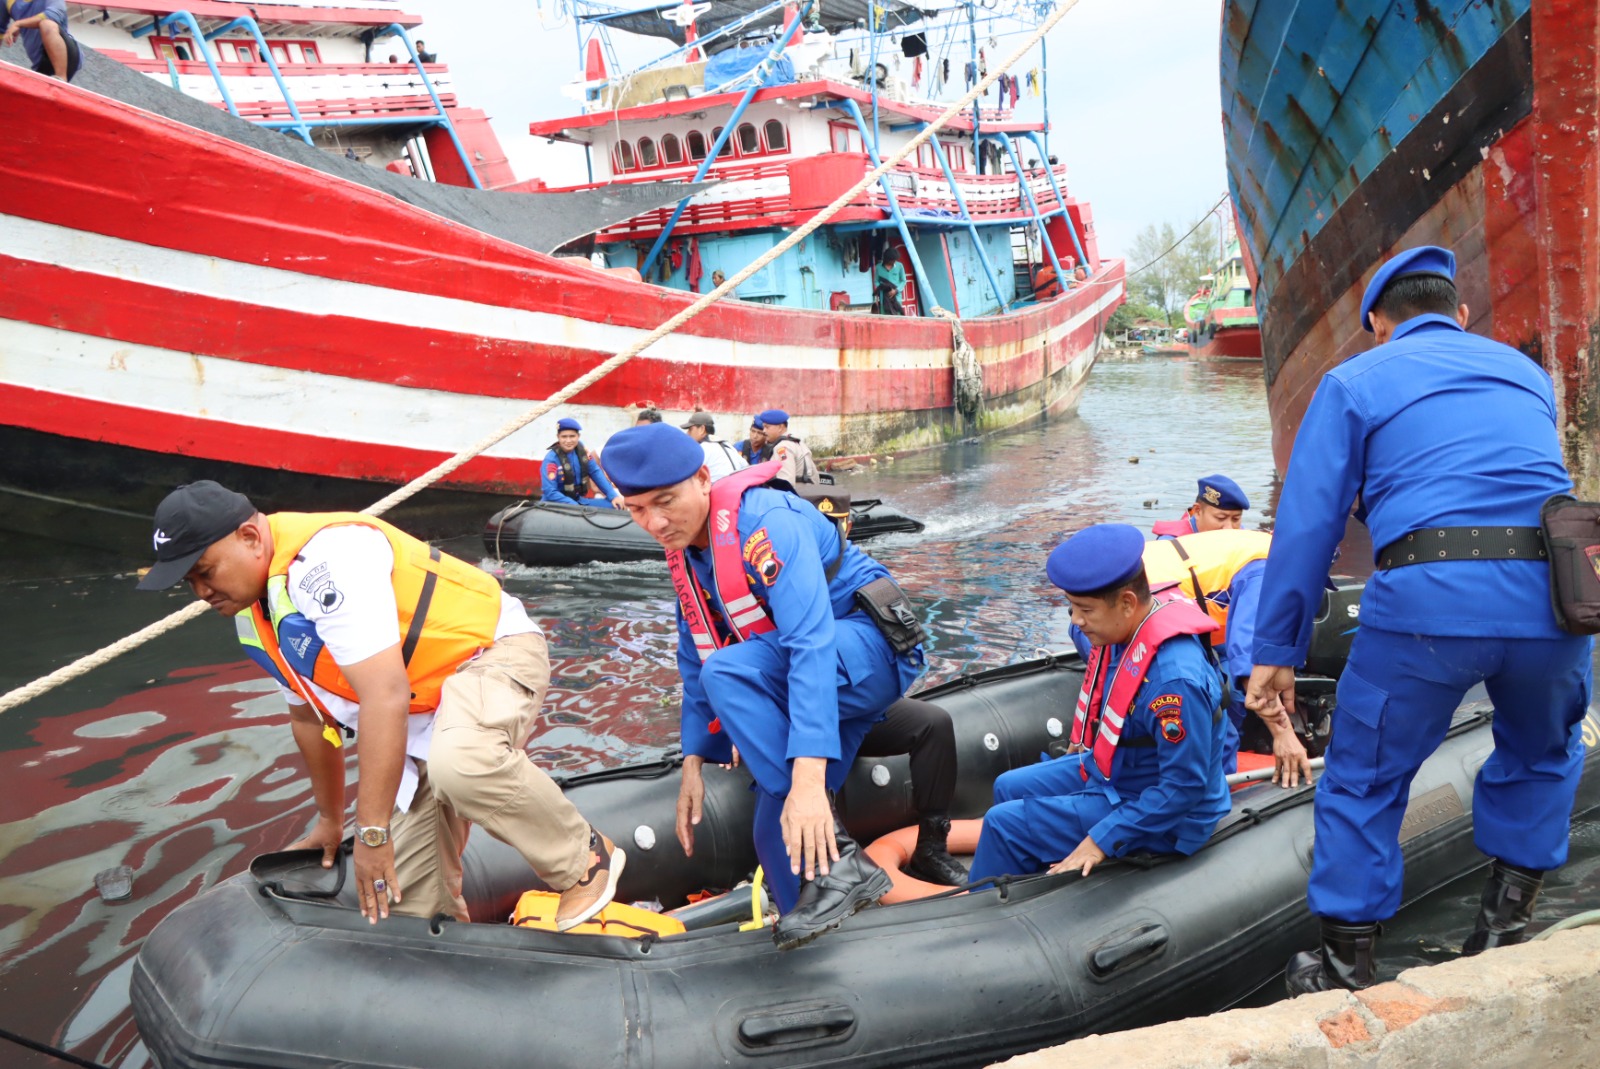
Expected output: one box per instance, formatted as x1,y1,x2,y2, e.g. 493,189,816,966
356,824,390,848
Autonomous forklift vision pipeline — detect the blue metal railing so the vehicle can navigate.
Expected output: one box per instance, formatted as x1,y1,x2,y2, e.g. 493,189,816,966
201,16,312,145
132,11,238,118
991,132,1065,292
920,125,1010,313
1023,130,1088,268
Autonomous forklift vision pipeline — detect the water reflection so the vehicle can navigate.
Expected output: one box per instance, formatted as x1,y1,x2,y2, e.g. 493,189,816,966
0,355,1592,1066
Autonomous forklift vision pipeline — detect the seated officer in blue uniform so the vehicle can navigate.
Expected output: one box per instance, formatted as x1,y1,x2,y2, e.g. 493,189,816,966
540,417,625,509
1246,246,1594,994
1152,475,1249,539
969,524,1231,882
601,423,924,949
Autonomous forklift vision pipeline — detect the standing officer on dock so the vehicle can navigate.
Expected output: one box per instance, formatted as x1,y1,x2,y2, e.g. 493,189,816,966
602,423,924,949
1152,475,1249,539
1246,246,1593,993
137,482,622,930
541,417,626,508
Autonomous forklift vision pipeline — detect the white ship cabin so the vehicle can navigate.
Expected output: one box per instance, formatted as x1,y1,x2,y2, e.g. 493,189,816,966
531,0,1102,319
59,0,513,187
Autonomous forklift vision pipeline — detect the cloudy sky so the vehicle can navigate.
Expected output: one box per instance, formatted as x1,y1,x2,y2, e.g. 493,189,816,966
400,0,1229,258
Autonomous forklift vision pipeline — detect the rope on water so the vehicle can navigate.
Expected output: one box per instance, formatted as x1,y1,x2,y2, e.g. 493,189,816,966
0,0,1086,717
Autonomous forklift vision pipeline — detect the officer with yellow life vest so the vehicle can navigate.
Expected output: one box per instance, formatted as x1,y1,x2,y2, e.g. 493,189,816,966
137,481,621,931
600,423,924,949
968,524,1232,882
1153,475,1249,539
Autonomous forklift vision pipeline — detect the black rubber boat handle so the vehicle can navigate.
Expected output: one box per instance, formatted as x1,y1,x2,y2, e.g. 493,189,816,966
737,1004,855,1047
1089,924,1169,976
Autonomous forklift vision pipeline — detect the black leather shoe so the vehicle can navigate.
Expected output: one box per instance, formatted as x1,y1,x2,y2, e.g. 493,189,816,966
773,819,892,951
903,815,969,887
1285,920,1379,995
1461,861,1543,956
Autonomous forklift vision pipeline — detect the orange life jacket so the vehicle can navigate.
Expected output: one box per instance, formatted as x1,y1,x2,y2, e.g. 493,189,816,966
236,513,503,735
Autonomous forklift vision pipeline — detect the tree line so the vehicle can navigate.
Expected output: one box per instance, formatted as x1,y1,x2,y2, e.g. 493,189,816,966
1104,212,1223,336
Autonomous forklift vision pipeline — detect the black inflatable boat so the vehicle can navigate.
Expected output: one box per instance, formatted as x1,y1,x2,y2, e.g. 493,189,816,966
130,583,1600,1069
483,496,925,567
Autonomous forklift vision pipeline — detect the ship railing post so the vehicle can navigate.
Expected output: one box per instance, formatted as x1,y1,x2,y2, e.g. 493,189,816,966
201,16,313,145
993,131,1065,292
920,123,1010,314
381,22,484,190
840,98,945,317
639,0,813,280
1023,129,1088,268
133,12,240,118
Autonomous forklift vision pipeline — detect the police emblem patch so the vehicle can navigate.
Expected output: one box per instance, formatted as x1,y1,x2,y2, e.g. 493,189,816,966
1159,714,1186,744
743,528,783,585
1151,694,1182,714
1202,486,1222,505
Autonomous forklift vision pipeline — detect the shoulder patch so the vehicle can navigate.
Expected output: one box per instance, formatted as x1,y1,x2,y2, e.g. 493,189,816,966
1151,693,1183,714
743,527,783,585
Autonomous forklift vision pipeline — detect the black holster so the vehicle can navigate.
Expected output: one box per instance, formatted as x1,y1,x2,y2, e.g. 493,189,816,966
1541,494,1600,634
853,576,926,654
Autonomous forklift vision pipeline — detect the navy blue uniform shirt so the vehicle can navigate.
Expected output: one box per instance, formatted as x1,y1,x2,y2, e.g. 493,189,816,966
1255,315,1571,665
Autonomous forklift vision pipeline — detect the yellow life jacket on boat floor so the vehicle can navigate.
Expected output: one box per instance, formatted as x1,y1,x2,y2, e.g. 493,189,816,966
510,891,686,939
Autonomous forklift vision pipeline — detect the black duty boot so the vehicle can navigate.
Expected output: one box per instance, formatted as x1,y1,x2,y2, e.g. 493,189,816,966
1461,861,1544,956
773,818,893,951
903,815,969,887
1284,920,1379,996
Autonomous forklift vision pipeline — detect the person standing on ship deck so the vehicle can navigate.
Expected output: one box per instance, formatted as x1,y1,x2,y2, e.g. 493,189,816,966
758,409,821,486
136,481,622,930
1152,475,1248,539
1,0,80,81
1245,245,1594,994
541,417,625,509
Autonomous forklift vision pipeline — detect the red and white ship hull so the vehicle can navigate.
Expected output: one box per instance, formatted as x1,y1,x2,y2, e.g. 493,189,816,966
0,68,1121,533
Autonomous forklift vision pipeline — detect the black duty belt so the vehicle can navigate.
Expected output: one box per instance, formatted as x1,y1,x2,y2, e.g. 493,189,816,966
1376,526,1547,570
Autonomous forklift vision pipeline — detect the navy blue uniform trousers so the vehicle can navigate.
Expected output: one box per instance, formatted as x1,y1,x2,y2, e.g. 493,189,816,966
1311,625,1593,922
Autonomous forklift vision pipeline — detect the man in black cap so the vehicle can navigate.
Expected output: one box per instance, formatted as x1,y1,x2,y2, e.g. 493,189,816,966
137,482,620,931
680,411,748,481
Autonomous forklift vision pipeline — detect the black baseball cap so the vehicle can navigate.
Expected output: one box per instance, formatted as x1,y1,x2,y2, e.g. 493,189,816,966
137,481,257,590
680,411,715,431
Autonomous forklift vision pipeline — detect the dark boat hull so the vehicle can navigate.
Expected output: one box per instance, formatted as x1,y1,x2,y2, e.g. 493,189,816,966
1222,1,1599,495
483,497,926,568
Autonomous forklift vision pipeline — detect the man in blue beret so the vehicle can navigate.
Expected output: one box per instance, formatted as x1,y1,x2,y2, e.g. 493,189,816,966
757,409,821,485
968,524,1231,883
602,423,924,949
734,417,767,466
1153,474,1249,539
540,417,625,509
1246,245,1593,994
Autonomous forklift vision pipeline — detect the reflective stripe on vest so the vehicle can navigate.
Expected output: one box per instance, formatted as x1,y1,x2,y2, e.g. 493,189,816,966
237,513,503,724
1070,593,1219,781
1141,529,1272,641
666,460,785,661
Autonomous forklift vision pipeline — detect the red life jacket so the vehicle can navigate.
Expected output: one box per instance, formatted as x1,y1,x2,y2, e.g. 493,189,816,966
1151,512,1198,538
1070,593,1219,781
666,460,785,662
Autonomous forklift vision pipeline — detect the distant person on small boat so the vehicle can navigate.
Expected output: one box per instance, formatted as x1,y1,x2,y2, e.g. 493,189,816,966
136,481,622,931
968,524,1231,884
874,249,907,315
541,417,625,509
758,409,821,485
1,0,81,81
1152,474,1248,539
1246,244,1594,995
603,424,925,949
734,416,767,466
680,411,748,481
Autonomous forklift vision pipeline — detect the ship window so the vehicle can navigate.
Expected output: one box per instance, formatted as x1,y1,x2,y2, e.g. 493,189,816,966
736,122,760,155
233,43,256,63
616,140,637,172
270,44,290,63
660,133,683,165
763,120,787,152
830,124,854,153
686,130,707,161
299,43,321,63
637,137,659,168
712,127,733,158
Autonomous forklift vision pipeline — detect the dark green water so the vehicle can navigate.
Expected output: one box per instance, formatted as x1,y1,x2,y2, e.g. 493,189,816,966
0,355,1594,1066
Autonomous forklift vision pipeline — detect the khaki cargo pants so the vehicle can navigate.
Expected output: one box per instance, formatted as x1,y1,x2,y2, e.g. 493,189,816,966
389,631,590,922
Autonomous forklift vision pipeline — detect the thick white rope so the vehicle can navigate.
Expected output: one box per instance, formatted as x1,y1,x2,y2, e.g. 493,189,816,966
0,0,1083,716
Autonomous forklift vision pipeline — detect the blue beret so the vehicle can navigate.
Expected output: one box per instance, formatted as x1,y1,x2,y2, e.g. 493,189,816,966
1360,245,1456,332
600,424,706,495
556,417,581,432
1196,474,1248,511
758,409,789,425
750,416,765,430
1046,523,1146,595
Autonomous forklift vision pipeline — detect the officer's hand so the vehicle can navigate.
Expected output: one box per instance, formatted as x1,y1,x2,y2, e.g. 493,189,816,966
782,758,837,880
1267,719,1315,788
1048,835,1106,877
1245,664,1298,719
353,841,401,924
676,756,705,856
1065,742,1087,756
286,814,344,869
611,496,627,510
720,745,741,771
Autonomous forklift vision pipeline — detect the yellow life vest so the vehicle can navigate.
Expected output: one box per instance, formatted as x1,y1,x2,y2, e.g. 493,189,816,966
235,513,503,738
511,890,685,938
1142,529,1273,641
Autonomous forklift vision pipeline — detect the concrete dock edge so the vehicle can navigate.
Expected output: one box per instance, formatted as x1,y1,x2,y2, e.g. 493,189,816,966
991,926,1600,1069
